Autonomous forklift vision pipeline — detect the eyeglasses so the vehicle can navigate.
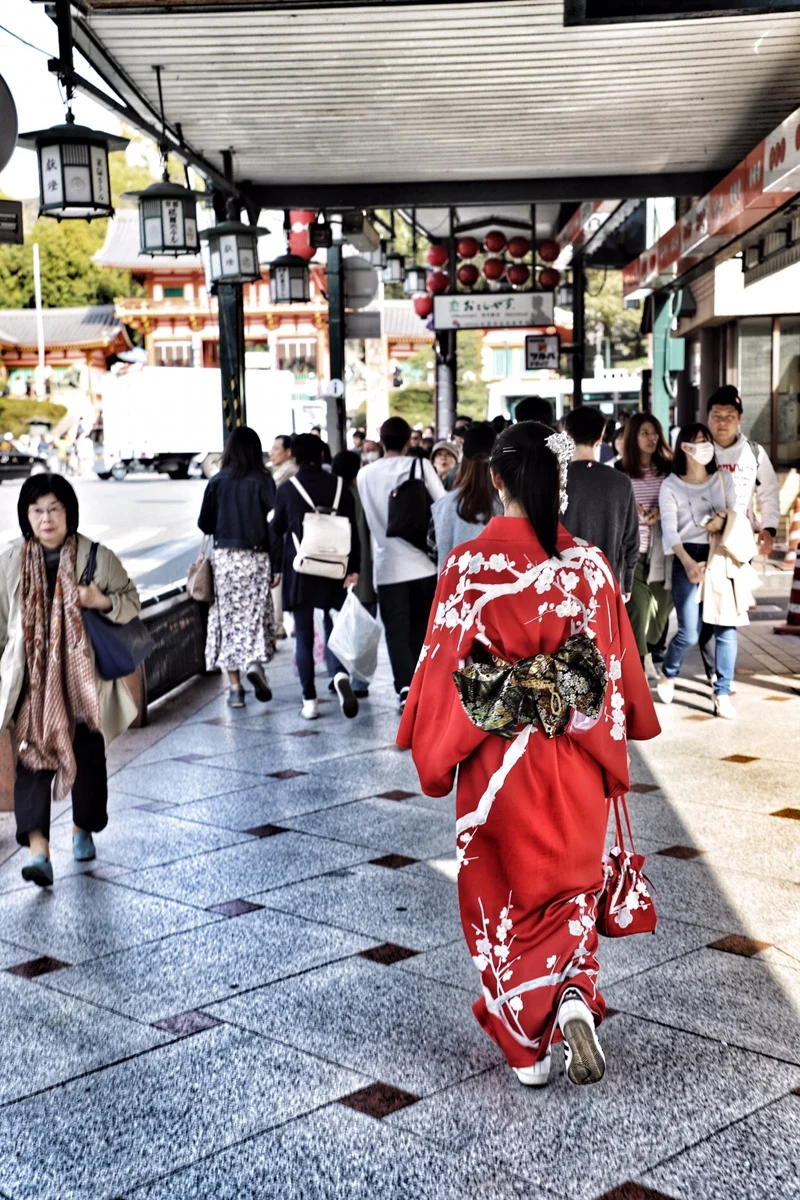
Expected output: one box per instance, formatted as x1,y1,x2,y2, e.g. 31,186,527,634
29,504,65,520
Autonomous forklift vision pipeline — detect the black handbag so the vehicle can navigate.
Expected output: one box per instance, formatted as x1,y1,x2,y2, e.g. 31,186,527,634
82,543,154,681
386,457,432,553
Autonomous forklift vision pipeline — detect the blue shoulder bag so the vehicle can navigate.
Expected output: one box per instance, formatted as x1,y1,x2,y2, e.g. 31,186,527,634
82,542,154,681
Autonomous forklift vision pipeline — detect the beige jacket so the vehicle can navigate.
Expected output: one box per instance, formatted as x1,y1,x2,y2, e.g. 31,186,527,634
0,533,140,746
700,509,760,627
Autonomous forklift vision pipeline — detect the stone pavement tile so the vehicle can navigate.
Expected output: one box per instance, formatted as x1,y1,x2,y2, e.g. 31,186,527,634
701,817,800,885
609,795,762,853
394,935,480,995
259,860,460,952
38,905,377,1023
207,956,502,1096
201,727,409,778
642,1094,800,1200
389,1015,800,1200
125,720,274,766
115,832,373,909
0,971,170,1104
126,1104,530,1200
47,807,254,871
0,1024,367,1200
605,949,800,1066
597,918,723,987
108,759,261,804
0,937,32,969
642,854,800,945
283,797,455,860
0,873,220,965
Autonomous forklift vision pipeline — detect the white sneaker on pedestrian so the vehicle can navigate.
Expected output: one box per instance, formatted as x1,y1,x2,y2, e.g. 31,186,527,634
513,1053,552,1088
557,989,606,1086
399,686,410,711
714,694,737,720
333,672,359,719
656,674,674,704
300,699,319,721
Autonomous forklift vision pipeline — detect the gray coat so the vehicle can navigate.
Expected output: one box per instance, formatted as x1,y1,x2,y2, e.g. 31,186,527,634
432,487,502,573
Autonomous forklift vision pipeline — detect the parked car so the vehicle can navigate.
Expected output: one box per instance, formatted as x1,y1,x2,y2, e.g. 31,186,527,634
0,451,48,483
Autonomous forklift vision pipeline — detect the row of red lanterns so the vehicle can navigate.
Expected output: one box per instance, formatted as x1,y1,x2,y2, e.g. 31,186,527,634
410,231,562,316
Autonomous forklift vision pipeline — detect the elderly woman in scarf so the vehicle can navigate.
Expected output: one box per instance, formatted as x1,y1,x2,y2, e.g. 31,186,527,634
0,474,140,887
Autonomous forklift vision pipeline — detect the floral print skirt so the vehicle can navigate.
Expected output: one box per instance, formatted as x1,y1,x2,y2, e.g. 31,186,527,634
205,548,275,672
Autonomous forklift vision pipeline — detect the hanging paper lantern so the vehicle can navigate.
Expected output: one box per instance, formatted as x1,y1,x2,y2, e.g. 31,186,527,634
426,269,449,294
538,239,560,263
457,236,480,259
507,263,530,288
482,256,506,281
426,244,449,268
457,262,480,288
413,294,433,318
539,267,561,289
288,209,316,261
484,229,507,254
507,236,531,260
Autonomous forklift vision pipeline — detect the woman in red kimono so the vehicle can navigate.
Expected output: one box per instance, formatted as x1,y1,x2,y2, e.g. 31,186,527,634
398,421,659,1088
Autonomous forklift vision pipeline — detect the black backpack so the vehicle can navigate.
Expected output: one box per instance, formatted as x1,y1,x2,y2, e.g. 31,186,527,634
386,457,432,552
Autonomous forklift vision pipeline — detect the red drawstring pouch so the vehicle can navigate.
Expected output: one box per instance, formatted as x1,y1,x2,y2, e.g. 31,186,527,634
597,794,657,938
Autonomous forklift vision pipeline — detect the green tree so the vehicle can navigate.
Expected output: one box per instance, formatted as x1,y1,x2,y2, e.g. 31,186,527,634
584,268,645,370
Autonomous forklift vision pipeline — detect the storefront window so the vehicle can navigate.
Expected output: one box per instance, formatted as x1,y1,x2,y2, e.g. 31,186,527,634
736,318,772,447
778,317,800,464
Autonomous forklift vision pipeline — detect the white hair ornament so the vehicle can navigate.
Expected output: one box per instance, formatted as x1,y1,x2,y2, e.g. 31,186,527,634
545,430,575,513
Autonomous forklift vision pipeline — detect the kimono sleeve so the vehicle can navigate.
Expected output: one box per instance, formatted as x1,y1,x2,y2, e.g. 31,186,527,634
397,569,487,797
615,584,661,742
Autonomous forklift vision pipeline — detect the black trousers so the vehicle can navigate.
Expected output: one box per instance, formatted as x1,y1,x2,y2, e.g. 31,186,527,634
15,724,108,846
377,575,438,694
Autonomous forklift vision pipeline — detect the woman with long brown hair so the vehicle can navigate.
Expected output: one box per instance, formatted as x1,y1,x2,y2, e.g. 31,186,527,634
617,412,674,665
430,422,501,570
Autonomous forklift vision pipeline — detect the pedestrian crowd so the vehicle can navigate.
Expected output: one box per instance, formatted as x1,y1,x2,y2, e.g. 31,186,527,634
0,382,780,1098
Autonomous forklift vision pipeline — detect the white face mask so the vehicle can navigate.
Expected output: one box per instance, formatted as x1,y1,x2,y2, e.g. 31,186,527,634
683,441,715,466
363,450,380,463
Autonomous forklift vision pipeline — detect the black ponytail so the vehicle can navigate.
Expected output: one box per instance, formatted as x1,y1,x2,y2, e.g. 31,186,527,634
490,421,561,559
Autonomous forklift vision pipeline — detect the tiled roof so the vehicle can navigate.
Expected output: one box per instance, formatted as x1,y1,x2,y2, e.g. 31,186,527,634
93,207,205,270
383,300,434,341
0,306,128,349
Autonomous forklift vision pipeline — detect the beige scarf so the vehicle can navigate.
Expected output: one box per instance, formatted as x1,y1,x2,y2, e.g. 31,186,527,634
15,537,102,801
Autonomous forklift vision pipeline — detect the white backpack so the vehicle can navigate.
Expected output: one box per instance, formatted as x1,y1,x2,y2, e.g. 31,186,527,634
290,475,352,580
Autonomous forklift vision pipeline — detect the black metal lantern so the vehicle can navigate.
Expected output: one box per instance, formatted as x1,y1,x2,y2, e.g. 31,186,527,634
269,252,311,303
370,239,388,269
17,113,128,222
403,263,428,295
202,220,268,285
123,179,203,257
382,252,405,284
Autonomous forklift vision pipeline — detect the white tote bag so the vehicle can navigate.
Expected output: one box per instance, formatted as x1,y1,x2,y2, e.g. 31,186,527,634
327,588,382,683
290,475,351,580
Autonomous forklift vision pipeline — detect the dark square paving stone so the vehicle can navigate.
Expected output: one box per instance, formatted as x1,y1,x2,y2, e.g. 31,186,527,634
152,1010,224,1038
595,1186,677,1200
629,783,660,794
338,1081,420,1119
6,955,70,978
270,769,308,780
0,1025,366,1199
360,943,419,965
656,845,705,860
288,730,321,738
243,823,289,838
683,714,713,721
721,754,760,763
772,807,800,820
133,800,177,813
376,789,418,801
708,934,772,957
370,854,418,869
205,898,264,917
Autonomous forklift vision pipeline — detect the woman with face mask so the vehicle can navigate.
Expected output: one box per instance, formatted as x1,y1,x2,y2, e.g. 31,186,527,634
656,423,737,716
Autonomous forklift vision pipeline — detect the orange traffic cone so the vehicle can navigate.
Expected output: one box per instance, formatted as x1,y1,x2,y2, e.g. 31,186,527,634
783,496,800,569
774,554,800,635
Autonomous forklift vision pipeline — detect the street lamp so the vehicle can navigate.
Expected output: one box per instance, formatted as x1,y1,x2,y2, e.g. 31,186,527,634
18,112,128,222
382,252,405,284
403,263,428,295
124,178,203,256
269,252,311,302
203,220,268,285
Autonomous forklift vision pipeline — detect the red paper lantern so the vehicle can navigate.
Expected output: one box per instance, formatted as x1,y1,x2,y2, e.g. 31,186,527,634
426,270,449,294
507,236,530,260
413,294,433,318
507,263,530,288
484,229,507,254
538,239,560,263
288,208,315,261
482,256,506,281
538,267,561,289
457,262,480,288
426,244,449,268
457,236,480,259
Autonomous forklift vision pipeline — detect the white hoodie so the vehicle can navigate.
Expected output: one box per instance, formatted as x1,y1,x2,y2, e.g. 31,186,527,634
713,433,780,533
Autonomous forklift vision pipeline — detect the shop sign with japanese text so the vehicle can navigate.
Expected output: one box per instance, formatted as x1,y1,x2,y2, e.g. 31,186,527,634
434,292,554,330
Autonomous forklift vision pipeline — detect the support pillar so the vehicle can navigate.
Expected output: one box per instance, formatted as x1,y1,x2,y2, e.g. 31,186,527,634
217,282,246,442
651,291,674,433
572,255,585,409
326,242,346,455
435,330,457,439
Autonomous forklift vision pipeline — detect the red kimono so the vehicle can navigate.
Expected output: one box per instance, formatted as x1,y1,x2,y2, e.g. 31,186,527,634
397,517,660,1068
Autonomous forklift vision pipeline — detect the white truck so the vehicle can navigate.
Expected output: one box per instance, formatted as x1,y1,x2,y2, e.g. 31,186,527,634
95,366,317,480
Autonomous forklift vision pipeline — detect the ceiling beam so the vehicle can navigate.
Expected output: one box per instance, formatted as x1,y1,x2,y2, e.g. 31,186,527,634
249,172,722,211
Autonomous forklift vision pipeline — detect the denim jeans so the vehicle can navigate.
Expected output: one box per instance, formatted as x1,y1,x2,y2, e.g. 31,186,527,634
662,545,737,696
293,606,347,700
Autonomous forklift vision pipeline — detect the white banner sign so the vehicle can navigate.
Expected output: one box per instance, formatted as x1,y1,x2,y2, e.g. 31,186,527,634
525,333,560,371
434,291,554,330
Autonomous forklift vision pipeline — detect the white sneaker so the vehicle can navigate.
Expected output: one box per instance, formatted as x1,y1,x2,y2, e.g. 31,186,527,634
333,672,359,719
399,686,410,711
513,1053,551,1088
714,694,737,720
300,699,319,721
709,673,738,695
656,674,675,704
557,989,606,1086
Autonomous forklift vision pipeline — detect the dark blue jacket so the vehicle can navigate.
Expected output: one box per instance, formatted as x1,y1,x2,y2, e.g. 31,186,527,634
198,467,275,552
270,466,360,612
